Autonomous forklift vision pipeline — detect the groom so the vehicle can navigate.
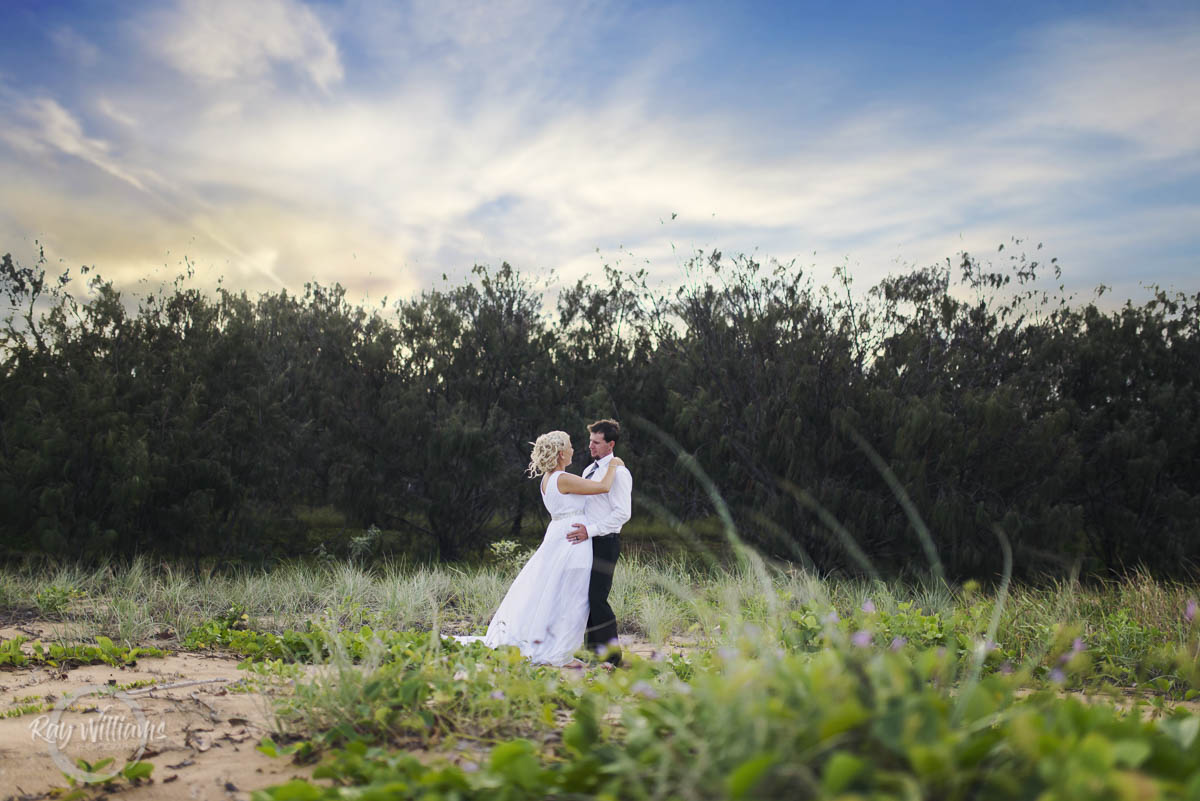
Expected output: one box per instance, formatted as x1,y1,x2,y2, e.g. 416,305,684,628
566,418,632,666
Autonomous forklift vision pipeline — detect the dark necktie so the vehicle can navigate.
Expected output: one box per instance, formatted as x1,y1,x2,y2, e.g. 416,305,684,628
584,462,599,479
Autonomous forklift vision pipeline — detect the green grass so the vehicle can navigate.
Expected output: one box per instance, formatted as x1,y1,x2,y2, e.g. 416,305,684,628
5,555,1200,799
214,589,1200,800
254,639,1200,801
2,556,1198,665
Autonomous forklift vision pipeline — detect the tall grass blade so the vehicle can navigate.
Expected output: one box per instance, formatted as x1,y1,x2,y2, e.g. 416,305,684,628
954,525,1013,724
631,415,777,617
781,481,881,583
634,494,724,574
843,426,946,588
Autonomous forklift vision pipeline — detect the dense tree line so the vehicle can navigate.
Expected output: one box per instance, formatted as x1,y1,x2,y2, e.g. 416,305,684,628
1,245,1197,579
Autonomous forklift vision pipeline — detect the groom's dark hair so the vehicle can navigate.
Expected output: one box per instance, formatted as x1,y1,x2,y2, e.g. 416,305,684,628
588,418,621,444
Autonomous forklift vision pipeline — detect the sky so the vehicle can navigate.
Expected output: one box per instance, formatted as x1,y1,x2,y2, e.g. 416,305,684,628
0,0,1197,310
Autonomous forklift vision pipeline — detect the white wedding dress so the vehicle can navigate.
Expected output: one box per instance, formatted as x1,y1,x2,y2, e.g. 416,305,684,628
473,470,593,666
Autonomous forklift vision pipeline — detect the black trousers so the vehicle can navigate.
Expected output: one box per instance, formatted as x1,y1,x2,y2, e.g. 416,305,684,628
585,532,620,651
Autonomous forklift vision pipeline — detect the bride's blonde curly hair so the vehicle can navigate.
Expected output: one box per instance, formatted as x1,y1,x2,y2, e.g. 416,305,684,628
526,430,572,478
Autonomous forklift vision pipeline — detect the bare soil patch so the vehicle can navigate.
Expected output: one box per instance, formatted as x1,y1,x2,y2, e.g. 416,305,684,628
0,644,317,801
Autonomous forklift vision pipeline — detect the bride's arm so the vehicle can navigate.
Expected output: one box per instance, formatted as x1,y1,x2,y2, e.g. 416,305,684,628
556,458,624,495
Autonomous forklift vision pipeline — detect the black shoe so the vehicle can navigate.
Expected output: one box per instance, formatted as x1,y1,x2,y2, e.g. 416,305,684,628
595,642,621,667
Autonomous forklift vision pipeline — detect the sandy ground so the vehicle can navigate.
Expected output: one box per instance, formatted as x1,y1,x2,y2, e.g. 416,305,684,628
0,624,320,801
0,621,683,801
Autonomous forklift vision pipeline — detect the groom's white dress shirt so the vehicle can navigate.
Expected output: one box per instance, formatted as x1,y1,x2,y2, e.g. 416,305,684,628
582,452,632,537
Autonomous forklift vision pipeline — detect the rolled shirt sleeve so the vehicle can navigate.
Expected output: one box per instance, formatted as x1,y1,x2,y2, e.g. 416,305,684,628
589,467,632,537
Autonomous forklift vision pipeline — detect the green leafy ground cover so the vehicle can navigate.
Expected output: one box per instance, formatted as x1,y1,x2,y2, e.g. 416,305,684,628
177,594,1200,798
5,559,1200,799
0,633,164,668
255,648,1200,801
219,615,1200,801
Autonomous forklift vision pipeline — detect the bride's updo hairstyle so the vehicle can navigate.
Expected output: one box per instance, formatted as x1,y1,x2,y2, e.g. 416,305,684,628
527,430,572,478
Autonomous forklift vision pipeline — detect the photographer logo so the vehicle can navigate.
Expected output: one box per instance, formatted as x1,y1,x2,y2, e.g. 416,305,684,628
28,685,166,783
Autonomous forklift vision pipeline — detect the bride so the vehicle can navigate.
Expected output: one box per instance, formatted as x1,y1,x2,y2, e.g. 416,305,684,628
478,430,623,667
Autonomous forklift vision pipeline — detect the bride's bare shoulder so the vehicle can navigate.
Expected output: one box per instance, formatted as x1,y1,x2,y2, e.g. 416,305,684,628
556,469,589,491
543,469,570,492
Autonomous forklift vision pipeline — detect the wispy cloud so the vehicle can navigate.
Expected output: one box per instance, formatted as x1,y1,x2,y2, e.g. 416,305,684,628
0,95,149,192
1023,22,1200,162
142,0,343,90
96,98,138,129
50,25,100,67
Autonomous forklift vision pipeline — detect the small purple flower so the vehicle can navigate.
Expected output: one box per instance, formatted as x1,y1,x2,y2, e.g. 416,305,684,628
851,630,872,648
999,661,1013,675
718,646,738,662
461,761,479,773
632,680,658,699
824,610,840,625
889,636,907,651
1186,599,1197,623
1071,637,1085,654
861,599,876,614
1049,668,1065,683
489,690,505,700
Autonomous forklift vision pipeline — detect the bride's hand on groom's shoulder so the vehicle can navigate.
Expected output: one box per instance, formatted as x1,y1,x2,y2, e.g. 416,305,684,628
611,456,625,468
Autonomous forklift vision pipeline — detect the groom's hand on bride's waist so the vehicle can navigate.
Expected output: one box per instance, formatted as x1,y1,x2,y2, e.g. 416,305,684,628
567,523,589,543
